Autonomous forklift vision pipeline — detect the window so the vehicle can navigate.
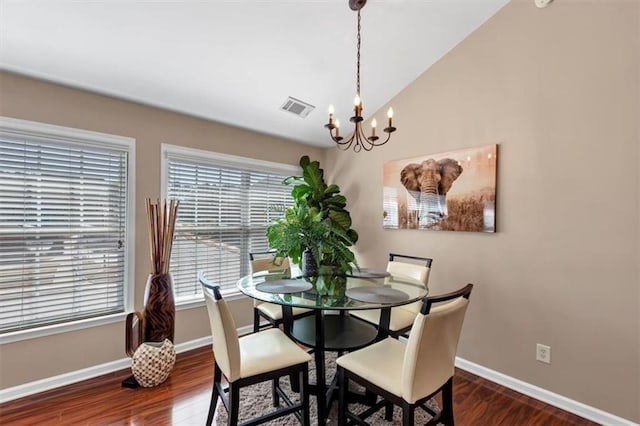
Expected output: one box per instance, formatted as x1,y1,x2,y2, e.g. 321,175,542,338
0,117,134,341
162,145,295,303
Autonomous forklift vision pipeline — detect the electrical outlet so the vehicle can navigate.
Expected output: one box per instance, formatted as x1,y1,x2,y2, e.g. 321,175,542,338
536,343,551,364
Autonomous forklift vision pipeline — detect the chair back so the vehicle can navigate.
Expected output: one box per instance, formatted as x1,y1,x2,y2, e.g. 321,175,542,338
402,283,473,403
199,272,242,382
249,251,290,274
387,253,432,286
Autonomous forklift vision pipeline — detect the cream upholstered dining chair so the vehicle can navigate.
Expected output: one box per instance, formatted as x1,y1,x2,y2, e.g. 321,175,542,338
199,272,311,426
350,253,432,338
250,251,313,333
337,283,473,426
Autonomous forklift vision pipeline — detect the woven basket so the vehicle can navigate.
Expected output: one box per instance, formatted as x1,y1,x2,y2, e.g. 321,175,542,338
131,339,176,387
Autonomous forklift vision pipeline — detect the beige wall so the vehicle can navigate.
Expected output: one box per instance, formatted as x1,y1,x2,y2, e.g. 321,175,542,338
0,71,322,388
326,0,639,421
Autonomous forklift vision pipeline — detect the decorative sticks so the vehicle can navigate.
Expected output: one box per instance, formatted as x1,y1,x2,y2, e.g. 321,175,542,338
145,198,179,275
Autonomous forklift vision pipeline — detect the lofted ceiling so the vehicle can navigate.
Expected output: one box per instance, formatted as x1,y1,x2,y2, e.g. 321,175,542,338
0,0,508,148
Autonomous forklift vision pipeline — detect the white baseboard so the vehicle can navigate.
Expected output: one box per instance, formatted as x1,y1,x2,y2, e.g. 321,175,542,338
455,357,638,426
0,335,213,404
0,357,132,404
174,335,212,353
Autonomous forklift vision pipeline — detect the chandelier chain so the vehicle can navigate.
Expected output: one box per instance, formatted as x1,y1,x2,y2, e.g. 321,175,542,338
356,9,361,96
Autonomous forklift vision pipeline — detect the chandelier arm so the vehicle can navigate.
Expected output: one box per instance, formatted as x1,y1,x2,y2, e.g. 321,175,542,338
357,122,374,151
325,124,342,142
369,131,392,147
334,128,356,148
338,135,355,150
360,138,373,151
329,134,344,144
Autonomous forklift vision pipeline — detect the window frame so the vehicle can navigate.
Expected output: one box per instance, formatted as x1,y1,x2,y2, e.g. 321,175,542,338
161,144,297,308
0,117,136,344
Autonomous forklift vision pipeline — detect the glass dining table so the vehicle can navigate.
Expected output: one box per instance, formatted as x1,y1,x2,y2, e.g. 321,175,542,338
237,269,428,425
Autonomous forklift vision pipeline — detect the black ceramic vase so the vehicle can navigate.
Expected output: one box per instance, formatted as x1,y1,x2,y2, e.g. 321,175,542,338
302,249,318,278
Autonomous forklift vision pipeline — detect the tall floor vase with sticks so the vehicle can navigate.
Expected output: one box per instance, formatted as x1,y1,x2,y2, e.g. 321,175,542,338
142,198,179,343
123,199,179,388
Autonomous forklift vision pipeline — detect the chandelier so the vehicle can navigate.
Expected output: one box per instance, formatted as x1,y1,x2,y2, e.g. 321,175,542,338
325,0,396,152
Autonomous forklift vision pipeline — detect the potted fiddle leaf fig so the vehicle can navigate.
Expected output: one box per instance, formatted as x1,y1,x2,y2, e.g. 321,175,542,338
266,156,358,276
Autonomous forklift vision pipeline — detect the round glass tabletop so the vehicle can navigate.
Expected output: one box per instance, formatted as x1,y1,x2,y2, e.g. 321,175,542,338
237,271,428,311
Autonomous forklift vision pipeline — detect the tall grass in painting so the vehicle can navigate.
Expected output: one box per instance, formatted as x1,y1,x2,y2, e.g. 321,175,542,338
396,187,495,231
438,188,495,232
438,197,484,231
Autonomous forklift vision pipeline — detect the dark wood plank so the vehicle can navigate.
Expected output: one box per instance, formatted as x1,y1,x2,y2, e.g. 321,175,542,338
0,347,599,425
451,368,599,425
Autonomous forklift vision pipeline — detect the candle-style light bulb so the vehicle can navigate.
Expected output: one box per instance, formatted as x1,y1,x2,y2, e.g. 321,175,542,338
371,118,377,137
328,104,335,125
335,119,340,137
328,104,335,114
354,94,361,106
387,107,394,128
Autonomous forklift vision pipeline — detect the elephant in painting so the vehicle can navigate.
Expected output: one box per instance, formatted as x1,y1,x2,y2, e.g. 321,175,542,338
400,158,463,228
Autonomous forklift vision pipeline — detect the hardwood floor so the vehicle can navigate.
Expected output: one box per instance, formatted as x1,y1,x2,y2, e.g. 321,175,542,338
0,347,598,425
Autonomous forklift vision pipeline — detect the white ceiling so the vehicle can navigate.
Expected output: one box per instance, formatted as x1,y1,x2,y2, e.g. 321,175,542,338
0,0,508,148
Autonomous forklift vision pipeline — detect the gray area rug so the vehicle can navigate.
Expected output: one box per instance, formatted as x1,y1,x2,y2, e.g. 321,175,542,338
214,352,441,425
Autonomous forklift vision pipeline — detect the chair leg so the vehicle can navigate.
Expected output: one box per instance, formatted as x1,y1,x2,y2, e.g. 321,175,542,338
402,401,414,426
385,401,394,421
337,367,347,426
289,375,300,393
441,377,455,426
253,307,260,333
228,382,240,426
300,367,310,426
206,362,222,426
272,377,280,407
364,389,377,405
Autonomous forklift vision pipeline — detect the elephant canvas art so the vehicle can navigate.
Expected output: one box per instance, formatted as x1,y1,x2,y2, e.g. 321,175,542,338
383,144,497,232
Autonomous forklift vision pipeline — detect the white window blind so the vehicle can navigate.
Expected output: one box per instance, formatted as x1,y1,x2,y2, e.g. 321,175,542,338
0,120,131,335
165,148,293,300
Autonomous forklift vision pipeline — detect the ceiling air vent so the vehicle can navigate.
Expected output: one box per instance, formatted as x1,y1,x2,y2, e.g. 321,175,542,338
280,97,315,118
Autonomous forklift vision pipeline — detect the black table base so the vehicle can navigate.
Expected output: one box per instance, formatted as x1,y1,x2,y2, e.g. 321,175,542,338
285,310,384,425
